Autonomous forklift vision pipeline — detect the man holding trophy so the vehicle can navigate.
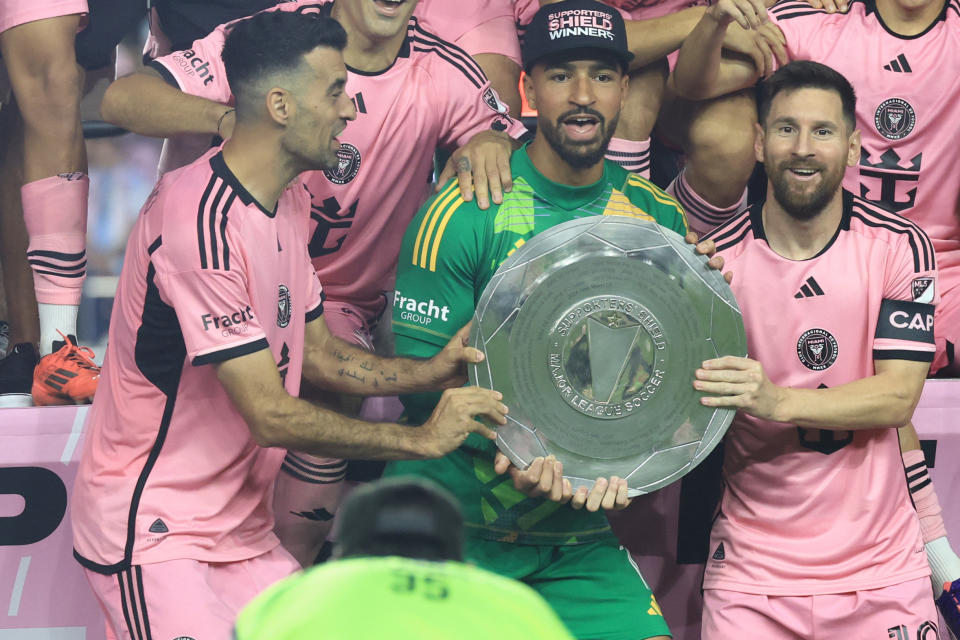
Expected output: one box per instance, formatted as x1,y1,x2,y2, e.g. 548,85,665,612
382,2,733,638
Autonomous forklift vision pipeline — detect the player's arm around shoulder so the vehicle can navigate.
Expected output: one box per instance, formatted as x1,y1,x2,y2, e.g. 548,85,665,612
101,29,234,138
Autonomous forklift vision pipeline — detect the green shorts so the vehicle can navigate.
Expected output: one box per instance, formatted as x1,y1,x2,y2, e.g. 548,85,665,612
466,537,671,640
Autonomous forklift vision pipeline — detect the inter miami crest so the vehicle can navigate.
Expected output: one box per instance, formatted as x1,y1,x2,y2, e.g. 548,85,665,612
797,328,838,371
277,284,291,328
874,98,916,140
323,143,361,185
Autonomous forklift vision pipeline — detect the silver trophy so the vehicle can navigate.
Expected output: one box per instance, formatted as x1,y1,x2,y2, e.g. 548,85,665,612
468,216,746,497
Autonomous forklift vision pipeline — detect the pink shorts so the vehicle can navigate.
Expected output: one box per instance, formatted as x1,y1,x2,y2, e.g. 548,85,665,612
0,0,87,35
703,578,941,640
83,545,300,640
932,275,959,373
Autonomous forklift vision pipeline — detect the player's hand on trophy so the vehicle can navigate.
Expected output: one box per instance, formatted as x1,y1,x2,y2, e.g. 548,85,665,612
436,130,514,210
419,387,508,458
707,0,769,30
495,452,574,503
426,324,487,389
569,476,632,512
495,453,632,511
685,232,733,284
694,355,785,420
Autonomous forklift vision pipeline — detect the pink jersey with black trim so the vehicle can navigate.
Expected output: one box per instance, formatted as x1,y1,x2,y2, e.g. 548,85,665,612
72,147,324,572
149,1,525,320
702,191,938,595
769,0,960,286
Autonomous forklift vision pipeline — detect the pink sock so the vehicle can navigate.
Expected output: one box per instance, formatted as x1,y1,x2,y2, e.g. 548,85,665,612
273,453,348,567
666,168,747,236
605,137,651,179
903,449,948,542
22,173,89,306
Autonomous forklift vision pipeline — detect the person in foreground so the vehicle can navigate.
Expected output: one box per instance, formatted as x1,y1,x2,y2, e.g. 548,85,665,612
698,60,941,639
234,477,576,639
382,2,731,637
70,11,507,640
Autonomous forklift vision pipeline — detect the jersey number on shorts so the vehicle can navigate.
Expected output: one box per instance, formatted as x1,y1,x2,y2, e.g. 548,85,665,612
309,196,358,257
797,427,854,455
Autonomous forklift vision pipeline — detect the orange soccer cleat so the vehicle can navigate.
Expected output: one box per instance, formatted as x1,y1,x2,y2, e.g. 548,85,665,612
32,332,101,406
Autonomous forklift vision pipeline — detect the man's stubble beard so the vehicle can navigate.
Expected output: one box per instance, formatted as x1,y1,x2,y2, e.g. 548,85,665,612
539,109,621,171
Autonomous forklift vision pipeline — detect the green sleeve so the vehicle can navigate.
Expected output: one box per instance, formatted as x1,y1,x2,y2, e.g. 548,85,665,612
393,181,491,423
621,173,689,236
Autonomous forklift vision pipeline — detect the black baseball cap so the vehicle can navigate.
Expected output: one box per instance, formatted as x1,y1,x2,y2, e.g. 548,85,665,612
522,0,634,72
332,477,465,562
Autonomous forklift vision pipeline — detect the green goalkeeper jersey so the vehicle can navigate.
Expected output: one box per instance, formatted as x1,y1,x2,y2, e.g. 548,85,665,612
234,556,575,640
385,145,687,545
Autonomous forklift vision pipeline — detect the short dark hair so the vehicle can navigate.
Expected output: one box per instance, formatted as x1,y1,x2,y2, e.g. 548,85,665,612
222,10,347,109
333,477,465,562
756,60,857,132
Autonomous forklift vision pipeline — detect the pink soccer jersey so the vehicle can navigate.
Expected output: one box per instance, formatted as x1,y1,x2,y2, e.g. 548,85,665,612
72,147,324,572
702,191,938,595
148,0,525,322
422,0,521,64
768,0,960,310
0,0,87,34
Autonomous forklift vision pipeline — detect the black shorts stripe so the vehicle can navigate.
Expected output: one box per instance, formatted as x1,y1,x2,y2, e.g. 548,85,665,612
117,571,140,640
125,568,145,640
281,462,346,484
851,203,934,272
910,477,932,493
283,454,347,478
135,566,153,640
148,235,162,256
285,452,347,470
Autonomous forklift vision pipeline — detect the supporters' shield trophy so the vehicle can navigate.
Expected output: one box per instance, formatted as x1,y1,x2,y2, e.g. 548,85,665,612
468,216,746,496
